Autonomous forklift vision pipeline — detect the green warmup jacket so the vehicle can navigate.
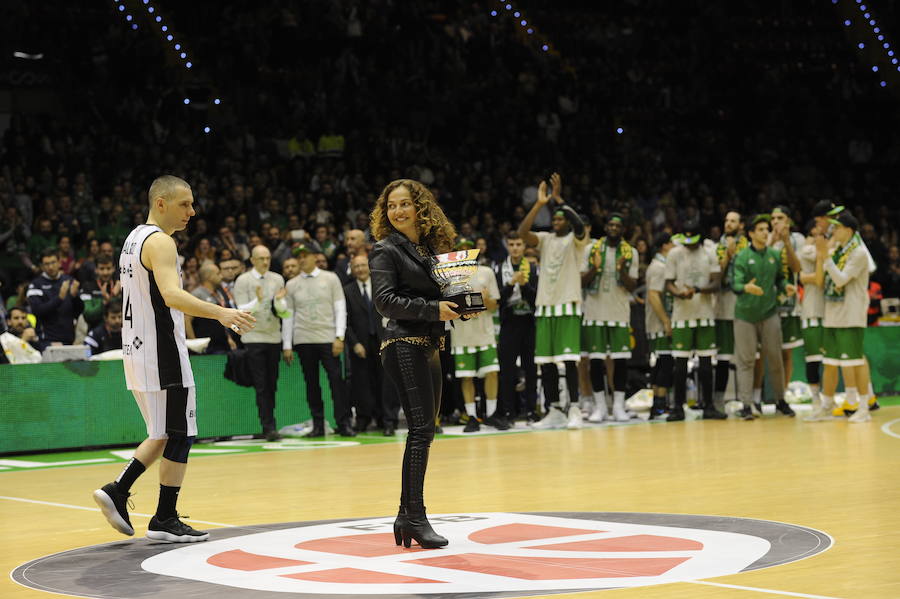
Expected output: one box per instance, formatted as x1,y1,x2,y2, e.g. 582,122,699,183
731,244,788,323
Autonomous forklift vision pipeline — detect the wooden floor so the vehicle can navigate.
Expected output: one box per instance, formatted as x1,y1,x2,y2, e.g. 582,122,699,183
2,407,900,599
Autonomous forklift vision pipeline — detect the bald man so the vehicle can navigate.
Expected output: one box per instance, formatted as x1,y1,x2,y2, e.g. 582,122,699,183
234,245,291,441
335,229,367,285
93,174,255,543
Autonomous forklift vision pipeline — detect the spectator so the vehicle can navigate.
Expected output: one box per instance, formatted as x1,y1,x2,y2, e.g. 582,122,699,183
80,256,121,330
233,245,290,440
218,257,243,298
344,253,396,435
281,244,354,438
58,236,76,276
884,245,900,299
334,229,366,285
266,226,291,273
281,257,300,281
187,264,237,355
27,248,84,345
0,306,44,364
85,298,123,356
181,256,200,292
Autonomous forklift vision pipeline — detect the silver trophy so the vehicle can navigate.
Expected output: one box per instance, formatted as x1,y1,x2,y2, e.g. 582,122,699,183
430,249,486,315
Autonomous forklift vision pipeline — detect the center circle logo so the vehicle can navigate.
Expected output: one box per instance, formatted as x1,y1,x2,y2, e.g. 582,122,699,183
12,512,832,598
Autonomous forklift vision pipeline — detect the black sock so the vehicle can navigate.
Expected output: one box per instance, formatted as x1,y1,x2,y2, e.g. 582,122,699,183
156,485,180,520
114,458,146,493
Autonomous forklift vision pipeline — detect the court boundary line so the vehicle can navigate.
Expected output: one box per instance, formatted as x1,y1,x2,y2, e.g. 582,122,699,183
880,417,900,439
0,495,234,527
689,580,844,599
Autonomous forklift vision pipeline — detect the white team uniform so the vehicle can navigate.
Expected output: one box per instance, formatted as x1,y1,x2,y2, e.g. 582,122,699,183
120,224,197,439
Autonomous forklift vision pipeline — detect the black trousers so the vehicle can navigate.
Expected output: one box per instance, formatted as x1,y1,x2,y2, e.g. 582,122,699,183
382,341,441,514
244,342,281,433
498,315,537,416
350,334,398,427
295,343,352,428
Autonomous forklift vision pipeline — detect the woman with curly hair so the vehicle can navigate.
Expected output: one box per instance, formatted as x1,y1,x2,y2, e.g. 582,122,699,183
369,179,461,549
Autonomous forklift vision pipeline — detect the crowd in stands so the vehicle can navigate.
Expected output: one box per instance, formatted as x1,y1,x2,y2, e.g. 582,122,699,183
2,1,898,421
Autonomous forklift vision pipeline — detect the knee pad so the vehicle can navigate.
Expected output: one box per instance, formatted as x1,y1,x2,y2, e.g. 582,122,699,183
806,361,821,385
163,435,195,464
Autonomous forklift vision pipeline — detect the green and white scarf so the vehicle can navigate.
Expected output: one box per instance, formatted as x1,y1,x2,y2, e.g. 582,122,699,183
716,234,748,288
824,233,861,302
587,237,633,294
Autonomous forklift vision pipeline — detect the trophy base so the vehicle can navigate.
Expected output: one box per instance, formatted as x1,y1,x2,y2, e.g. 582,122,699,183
446,291,486,315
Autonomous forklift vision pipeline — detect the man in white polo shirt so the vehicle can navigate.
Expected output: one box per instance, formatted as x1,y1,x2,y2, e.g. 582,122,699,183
282,244,355,437
233,245,291,441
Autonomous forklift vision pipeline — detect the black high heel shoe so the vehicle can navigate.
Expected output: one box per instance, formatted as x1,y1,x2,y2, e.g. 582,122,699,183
395,509,448,549
393,506,406,547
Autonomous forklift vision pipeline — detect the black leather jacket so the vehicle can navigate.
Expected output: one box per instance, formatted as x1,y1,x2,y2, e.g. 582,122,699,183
369,232,446,342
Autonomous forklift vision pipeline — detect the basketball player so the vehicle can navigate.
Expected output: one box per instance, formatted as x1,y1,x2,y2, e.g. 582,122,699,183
714,211,747,413
517,173,588,429
93,176,255,542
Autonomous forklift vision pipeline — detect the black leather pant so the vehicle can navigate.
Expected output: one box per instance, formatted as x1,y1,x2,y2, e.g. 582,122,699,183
382,341,441,514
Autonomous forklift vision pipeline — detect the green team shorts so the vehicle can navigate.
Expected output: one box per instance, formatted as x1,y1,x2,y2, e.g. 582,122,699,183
780,315,803,350
822,327,865,367
535,314,582,364
715,320,735,360
801,318,824,362
452,345,500,378
581,322,632,359
648,332,672,356
671,322,716,358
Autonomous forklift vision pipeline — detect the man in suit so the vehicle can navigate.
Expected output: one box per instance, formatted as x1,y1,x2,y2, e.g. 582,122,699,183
335,229,367,285
344,253,398,435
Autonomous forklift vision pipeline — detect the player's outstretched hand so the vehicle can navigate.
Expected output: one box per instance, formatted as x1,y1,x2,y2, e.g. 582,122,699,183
220,308,256,334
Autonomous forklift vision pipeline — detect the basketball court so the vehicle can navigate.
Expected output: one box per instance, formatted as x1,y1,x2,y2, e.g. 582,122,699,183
3,402,899,599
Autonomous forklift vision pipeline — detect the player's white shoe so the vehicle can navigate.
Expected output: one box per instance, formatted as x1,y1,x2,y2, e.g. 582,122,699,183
530,406,567,430
588,404,607,423
566,405,583,429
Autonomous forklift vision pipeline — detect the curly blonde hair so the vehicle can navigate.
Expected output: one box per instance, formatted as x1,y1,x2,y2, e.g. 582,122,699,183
370,179,457,252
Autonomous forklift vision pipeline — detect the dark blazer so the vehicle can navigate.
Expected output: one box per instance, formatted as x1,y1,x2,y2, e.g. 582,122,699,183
494,259,539,322
343,278,385,347
369,232,445,343
334,257,353,286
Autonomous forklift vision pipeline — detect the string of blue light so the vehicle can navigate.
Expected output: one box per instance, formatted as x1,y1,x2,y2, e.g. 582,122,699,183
112,0,218,133
839,0,897,87
488,2,624,135
490,2,550,53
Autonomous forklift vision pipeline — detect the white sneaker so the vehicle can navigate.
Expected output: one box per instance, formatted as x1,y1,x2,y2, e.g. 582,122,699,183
612,400,630,422
530,406,567,429
567,405,583,429
803,408,835,422
580,399,594,418
804,401,837,422
848,409,871,423
588,404,607,423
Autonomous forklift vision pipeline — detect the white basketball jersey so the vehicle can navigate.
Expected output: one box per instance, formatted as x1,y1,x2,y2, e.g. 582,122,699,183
120,224,195,391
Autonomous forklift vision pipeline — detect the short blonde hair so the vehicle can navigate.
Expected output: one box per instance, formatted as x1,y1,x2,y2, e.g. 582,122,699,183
148,175,190,207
